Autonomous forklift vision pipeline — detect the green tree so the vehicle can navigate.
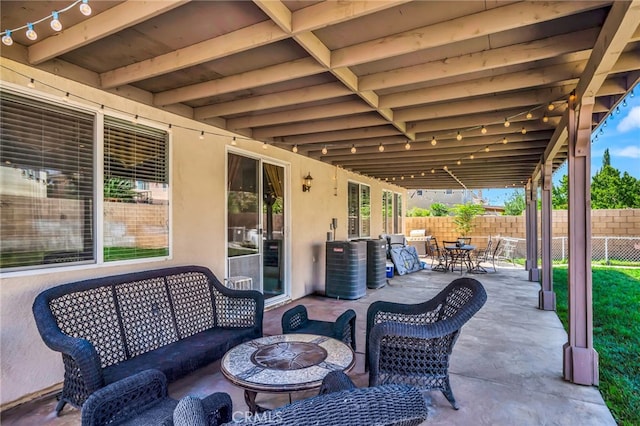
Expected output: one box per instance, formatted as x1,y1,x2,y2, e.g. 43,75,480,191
452,202,485,236
619,172,640,208
407,207,430,217
503,189,526,216
430,202,449,216
552,174,569,209
591,149,625,209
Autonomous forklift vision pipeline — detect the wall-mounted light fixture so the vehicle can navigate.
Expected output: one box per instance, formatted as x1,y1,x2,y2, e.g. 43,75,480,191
302,172,313,192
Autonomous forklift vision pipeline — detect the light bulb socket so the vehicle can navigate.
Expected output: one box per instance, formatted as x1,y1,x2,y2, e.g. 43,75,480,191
80,0,92,16
2,30,13,46
50,12,62,31
26,23,37,41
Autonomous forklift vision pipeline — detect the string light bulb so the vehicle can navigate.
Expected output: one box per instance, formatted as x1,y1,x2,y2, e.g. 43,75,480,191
27,78,35,88
421,172,425,177
443,165,448,171
62,92,70,102
470,154,474,159
547,102,555,111
431,136,437,146
569,91,576,102
622,99,627,107
199,131,204,140
400,176,404,180
502,137,508,144
378,143,384,152
616,106,620,114
481,125,487,134
350,145,356,154
526,112,533,119
79,0,92,16
231,137,237,146
50,11,62,31
503,118,510,127
521,127,527,135
25,23,37,41
431,169,435,174
2,30,13,46
456,160,461,165
321,145,328,155
484,146,490,152
542,114,549,123
456,131,462,141
292,144,298,153
405,141,411,150
262,141,268,149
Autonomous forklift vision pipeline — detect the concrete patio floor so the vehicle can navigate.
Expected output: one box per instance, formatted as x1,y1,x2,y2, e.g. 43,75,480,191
1,266,615,425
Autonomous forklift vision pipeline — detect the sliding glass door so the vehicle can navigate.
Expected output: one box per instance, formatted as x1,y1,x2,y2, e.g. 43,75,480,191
227,152,288,302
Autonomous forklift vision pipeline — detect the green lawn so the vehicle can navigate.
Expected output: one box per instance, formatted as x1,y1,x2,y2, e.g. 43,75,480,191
553,267,640,426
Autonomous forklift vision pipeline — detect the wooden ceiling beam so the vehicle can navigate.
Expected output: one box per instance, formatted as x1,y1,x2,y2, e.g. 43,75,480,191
331,1,608,68
333,149,546,166
281,127,401,144
380,61,586,109
395,85,575,122
102,20,288,89
226,100,372,130
408,106,565,134
537,1,640,181
194,83,351,118
360,28,599,91
252,114,389,138
153,57,324,106
293,0,411,33
29,0,189,65
576,1,640,101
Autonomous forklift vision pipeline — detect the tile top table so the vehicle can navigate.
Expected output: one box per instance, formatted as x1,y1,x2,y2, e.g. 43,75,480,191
221,333,355,413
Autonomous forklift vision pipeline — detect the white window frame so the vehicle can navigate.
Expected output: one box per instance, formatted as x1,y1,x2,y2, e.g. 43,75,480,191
0,83,172,276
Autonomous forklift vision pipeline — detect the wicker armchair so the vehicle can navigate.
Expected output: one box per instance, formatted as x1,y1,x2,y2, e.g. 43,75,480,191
81,369,231,426
366,277,487,410
281,305,357,351
173,371,428,426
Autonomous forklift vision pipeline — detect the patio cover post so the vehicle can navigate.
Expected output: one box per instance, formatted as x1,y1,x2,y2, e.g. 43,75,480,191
563,97,598,385
525,179,540,282
539,161,555,311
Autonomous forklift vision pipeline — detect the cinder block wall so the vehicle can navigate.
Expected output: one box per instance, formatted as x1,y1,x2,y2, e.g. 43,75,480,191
405,209,640,242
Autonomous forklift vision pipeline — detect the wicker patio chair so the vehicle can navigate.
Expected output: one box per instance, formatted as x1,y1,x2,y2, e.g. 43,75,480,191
173,371,428,426
281,305,357,350
81,369,231,426
366,277,487,409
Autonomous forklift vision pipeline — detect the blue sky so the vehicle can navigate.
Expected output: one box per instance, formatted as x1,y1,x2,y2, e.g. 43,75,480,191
484,84,640,206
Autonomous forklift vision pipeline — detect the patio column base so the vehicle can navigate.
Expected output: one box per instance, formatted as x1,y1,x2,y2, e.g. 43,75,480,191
529,268,540,282
538,290,555,311
563,344,599,385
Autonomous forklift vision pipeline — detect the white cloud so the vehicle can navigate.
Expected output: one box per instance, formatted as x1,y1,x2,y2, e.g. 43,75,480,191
617,106,640,132
611,146,640,159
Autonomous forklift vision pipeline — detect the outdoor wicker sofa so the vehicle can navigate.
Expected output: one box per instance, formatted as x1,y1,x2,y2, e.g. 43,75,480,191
32,265,264,415
366,277,487,409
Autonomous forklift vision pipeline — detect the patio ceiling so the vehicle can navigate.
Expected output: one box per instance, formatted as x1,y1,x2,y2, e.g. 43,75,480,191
2,0,639,190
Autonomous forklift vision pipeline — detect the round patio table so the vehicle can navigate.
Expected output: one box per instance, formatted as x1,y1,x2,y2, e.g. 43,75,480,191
221,333,355,413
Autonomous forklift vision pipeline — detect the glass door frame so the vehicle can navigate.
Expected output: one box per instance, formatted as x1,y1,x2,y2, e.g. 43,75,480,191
225,147,291,307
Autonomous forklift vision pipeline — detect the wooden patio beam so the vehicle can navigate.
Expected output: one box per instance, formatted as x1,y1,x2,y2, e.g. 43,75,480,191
331,1,608,68
29,0,189,65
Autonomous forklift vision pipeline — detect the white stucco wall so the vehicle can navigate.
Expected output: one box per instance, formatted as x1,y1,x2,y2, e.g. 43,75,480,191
0,59,405,407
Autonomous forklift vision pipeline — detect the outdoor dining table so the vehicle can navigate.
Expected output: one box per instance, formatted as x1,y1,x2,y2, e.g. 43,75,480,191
443,243,476,273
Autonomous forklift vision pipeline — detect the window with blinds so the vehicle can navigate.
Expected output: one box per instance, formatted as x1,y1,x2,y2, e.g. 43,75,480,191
0,91,95,270
103,117,169,262
0,91,171,272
